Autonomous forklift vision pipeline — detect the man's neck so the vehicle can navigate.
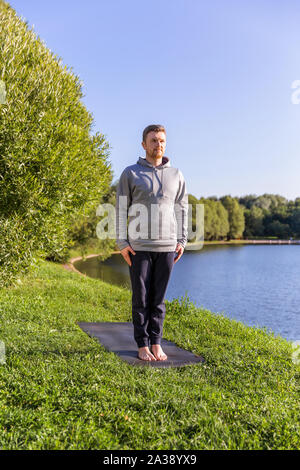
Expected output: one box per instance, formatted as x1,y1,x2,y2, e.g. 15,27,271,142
145,154,163,167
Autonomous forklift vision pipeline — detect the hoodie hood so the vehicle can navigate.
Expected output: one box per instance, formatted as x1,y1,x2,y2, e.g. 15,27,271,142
136,156,170,168
137,156,171,197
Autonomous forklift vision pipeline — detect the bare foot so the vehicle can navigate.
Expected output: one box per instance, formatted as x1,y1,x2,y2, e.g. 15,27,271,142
138,346,157,361
151,344,168,361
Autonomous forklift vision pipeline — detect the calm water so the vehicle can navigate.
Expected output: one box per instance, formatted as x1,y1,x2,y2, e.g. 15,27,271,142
74,245,300,341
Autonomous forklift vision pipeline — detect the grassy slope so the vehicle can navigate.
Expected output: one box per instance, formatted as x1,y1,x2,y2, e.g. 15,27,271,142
0,260,299,450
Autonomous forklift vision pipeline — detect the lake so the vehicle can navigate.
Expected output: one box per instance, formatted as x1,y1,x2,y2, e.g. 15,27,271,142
74,244,300,342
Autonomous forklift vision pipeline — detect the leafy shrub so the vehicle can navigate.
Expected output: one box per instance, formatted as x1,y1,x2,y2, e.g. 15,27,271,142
0,1,112,286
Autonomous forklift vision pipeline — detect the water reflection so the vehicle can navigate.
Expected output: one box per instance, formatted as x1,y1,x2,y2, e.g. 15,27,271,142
74,254,131,289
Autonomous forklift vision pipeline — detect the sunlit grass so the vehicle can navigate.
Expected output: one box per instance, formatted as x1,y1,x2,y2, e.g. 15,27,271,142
0,260,299,450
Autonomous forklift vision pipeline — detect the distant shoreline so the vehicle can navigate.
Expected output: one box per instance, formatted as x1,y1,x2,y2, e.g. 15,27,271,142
202,239,300,245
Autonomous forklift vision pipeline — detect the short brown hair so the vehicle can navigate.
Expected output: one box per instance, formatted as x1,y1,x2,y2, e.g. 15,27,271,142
142,124,166,143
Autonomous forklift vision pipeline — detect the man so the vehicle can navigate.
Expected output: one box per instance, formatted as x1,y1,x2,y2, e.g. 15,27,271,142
116,124,188,361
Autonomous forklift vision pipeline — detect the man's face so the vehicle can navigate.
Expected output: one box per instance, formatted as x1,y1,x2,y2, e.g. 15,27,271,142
142,131,166,159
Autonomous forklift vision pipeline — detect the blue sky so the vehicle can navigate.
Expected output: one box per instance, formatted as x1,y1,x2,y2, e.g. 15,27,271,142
9,0,300,200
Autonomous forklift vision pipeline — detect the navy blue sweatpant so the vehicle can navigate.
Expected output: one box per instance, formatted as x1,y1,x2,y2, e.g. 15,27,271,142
128,251,176,348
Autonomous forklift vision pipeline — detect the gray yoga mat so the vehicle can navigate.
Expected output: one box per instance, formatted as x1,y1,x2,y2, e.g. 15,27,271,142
77,321,204,368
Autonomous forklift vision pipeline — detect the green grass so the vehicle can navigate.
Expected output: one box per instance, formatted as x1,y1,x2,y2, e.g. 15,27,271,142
0,260,299,450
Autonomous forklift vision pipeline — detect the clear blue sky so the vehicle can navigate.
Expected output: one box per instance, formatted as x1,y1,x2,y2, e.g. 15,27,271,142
9,0,300,200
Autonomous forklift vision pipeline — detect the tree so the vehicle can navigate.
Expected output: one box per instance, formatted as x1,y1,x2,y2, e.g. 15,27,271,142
238,194,258,210
254,194,288,212
215,201,230,239
244,206,264,237
220,196,245,239
264,220,291,239
198,197,229,240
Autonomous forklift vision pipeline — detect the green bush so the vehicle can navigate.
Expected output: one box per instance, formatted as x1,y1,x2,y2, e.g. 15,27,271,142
0,1,112,287
65,183,117,260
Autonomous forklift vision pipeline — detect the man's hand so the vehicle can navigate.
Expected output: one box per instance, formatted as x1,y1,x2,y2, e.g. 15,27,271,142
174,243,184,264
120,245,136,266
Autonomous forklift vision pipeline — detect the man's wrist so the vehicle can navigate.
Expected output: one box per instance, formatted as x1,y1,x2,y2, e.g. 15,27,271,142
177,241,185,249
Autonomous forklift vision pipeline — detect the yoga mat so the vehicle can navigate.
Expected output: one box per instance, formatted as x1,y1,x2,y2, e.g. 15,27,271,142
78,321,205,368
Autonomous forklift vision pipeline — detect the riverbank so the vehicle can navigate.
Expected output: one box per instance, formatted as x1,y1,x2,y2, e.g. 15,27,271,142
62,251,120,277
64,238,299,275
0,259,299,449
68,238,300,262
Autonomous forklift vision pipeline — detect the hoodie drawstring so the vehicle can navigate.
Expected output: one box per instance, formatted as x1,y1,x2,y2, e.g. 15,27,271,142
151,171,154,195
151,167,164,197
137,156,169,197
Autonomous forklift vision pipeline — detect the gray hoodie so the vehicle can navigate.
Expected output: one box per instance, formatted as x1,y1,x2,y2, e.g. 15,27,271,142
115,156,188,252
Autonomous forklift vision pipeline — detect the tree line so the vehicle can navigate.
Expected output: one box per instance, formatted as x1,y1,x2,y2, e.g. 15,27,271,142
189,193,300,241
